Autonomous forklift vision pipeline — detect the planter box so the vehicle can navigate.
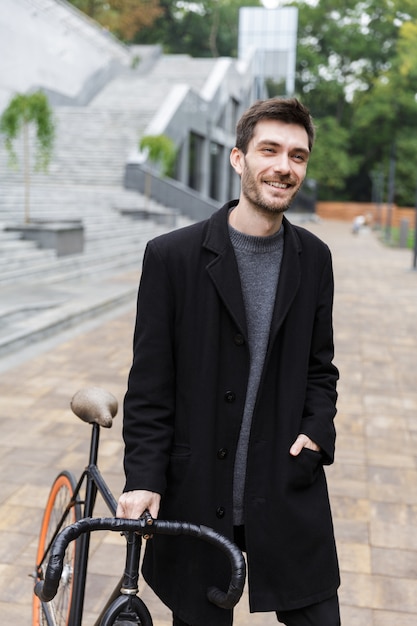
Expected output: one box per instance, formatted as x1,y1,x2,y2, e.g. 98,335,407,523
6,221,84,256
118,207,177,227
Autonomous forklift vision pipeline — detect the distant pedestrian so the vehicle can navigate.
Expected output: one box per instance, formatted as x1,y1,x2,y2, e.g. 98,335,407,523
117,97,340,626
352,215,365,234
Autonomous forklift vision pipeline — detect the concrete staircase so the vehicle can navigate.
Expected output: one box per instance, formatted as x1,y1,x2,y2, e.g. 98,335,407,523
0,107,150,188
0,50,218,288
90,55,217,110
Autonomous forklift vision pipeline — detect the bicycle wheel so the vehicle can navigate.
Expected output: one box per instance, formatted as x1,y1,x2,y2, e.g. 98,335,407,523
33,470,81,626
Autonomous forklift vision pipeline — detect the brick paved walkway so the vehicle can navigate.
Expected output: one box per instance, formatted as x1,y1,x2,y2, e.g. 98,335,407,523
0,219,416,625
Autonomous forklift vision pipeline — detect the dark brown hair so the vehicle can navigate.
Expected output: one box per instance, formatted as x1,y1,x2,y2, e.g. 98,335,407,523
235,97,315,154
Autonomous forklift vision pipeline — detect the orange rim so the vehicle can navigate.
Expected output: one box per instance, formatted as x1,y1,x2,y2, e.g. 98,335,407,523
32,472,79,626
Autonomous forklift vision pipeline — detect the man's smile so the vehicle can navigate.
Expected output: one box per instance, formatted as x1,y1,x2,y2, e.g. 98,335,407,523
265,181,292,189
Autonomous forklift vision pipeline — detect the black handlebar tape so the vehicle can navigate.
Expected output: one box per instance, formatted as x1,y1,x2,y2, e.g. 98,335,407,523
35,517,246,609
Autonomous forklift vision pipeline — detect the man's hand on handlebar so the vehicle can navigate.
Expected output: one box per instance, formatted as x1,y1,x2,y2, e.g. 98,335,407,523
116,490,161,519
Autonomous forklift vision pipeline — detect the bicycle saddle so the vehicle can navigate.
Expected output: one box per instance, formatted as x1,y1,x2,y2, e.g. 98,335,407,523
71,387,118,428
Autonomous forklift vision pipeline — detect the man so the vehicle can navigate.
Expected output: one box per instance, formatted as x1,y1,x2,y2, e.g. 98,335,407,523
117,97,340,626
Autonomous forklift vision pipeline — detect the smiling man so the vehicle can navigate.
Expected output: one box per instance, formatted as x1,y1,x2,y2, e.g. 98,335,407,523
230,102,311,229
117,98,340,626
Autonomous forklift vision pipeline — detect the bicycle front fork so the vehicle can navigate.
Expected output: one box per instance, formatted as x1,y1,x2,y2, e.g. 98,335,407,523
98,530,153,626
120,530,141,595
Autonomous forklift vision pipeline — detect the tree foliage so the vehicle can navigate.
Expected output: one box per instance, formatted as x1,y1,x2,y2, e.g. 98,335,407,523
69,0,163,41
0,91,55,171
308,117,359,199
140,134,177,176
136,0,260,57
68,0,259,55
294,0,417,204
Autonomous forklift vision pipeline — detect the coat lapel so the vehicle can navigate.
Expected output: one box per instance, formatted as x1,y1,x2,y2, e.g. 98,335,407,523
269,217,302,342
203,203,248,336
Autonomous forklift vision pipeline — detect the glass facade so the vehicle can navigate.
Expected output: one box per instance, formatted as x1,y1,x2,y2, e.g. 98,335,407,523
238,7,298,96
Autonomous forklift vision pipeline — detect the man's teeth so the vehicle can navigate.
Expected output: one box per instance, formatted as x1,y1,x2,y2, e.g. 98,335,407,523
266,181,289,188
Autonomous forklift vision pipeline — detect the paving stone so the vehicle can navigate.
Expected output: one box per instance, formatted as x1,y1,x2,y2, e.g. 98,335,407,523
339,605,373,625
371,575,417,613
370,520,417,551
337,542,371,574
371,546,417,579
330,495,370,521
373,609,417,625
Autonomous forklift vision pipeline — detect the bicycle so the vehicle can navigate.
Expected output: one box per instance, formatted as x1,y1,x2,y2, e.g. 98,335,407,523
32,386,246,626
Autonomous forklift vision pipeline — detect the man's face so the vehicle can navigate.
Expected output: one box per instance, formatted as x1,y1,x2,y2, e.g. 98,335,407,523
231,119,310,217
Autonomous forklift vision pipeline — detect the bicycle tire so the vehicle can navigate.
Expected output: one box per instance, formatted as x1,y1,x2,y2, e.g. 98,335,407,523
100,594,153,626
33,470,81,626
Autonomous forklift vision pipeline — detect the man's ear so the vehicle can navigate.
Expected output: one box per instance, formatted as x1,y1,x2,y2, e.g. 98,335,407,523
230,147,243,175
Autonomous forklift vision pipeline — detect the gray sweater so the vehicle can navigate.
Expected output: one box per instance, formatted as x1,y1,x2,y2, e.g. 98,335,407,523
229,222,284,525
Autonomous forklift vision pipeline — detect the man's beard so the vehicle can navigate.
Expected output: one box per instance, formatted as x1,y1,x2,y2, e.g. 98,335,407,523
241,164,300,216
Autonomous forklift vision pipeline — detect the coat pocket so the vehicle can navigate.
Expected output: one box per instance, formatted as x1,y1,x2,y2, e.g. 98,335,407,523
162,445,192,518
167,444,191,486
288,448,322,489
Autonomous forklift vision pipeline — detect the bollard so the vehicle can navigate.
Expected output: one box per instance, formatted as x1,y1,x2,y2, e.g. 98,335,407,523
399,218,409,248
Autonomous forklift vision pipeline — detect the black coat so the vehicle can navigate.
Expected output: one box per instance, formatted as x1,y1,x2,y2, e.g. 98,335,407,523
123,202,340,625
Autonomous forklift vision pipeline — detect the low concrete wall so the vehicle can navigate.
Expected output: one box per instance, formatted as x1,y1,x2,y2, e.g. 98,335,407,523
7,221,84,256
124,164,219,222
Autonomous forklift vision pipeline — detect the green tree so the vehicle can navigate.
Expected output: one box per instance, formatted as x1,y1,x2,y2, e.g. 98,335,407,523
294,0,417,204
349,11,417,205
308,117,359,199
295,0,406,121
0,92,55,223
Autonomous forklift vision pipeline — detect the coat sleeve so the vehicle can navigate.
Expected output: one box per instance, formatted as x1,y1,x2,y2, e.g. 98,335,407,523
300,248,339,464
122,240,176,494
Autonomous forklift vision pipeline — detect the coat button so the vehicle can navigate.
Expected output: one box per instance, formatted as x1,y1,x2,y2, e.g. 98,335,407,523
216,506,225,518
234,333,244,346
217,448,228,460
224,391,235,403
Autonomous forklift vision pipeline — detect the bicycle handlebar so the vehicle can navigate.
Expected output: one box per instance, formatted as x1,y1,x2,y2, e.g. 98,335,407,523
34,517,246,610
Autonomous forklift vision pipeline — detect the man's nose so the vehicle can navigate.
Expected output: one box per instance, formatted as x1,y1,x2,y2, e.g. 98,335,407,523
272,153,291,174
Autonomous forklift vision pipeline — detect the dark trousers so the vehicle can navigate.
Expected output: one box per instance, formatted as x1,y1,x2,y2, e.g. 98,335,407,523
173,595,340,626
276,594,340,625
173,527,340,626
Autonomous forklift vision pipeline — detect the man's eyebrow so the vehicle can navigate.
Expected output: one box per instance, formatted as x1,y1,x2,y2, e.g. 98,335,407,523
256,139,310,155
293,147,310,158
256,139,280,148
